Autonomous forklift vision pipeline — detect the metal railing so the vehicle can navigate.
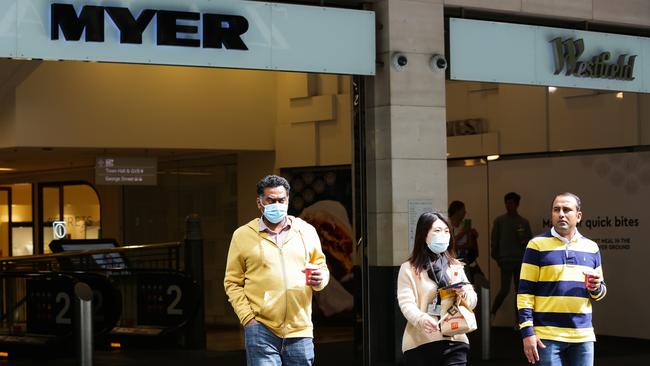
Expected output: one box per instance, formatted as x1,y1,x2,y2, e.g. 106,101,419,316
0,242,184,273
0,214,206,358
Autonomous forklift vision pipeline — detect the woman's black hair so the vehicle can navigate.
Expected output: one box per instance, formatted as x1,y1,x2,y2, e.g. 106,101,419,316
407,211,457,277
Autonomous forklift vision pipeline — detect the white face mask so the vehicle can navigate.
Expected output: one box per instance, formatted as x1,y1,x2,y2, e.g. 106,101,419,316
426,234,450,254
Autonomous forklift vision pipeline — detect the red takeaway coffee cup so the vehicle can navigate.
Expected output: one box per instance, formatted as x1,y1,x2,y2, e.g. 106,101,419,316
305,263,319,285
584,272,595,289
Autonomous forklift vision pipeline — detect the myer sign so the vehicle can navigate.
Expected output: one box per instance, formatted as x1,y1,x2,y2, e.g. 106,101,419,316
450,18,650,93
0,0,375,75
551,38,636,81
50,3,249,50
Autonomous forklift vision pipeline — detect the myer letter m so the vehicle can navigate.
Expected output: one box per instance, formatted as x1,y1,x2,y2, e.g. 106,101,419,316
51,3,105,42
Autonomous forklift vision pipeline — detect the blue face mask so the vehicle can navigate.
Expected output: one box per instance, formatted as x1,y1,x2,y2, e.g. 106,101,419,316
427,234,450,254
263,203,288,224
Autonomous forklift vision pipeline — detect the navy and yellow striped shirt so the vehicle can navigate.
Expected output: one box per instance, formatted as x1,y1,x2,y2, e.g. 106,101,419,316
517,228,606,343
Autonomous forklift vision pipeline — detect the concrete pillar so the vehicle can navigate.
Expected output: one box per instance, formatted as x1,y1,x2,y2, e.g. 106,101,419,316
365,0,448,364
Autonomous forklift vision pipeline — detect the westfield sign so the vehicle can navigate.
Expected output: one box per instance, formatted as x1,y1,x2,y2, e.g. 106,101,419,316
550,37,636,81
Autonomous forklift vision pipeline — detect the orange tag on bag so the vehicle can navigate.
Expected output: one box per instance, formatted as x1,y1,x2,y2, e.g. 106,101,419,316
451,322,459,330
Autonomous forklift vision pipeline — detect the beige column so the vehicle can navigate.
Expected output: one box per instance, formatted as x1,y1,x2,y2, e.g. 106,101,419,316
367,0,448,267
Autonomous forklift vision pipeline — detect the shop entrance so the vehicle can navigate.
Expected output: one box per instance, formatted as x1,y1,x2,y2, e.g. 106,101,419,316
0,59,366,363
0,0,374,361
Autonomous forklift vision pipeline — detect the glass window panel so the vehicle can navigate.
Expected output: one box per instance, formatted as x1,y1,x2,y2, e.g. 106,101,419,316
63,185,101,240
0,190,8,257
11,183,32,223
12,227,33,256
42,187,60,222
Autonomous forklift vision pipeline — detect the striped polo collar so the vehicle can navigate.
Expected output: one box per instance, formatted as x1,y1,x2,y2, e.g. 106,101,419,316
550,227,583,244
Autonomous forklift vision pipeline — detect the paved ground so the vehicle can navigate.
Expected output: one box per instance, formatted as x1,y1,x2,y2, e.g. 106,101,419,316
0,327,648,365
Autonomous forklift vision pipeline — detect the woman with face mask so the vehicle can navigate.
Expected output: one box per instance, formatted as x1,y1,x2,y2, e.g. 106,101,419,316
397,212,478,366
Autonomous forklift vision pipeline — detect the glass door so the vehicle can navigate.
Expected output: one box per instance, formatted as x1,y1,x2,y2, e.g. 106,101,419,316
39,183,101,253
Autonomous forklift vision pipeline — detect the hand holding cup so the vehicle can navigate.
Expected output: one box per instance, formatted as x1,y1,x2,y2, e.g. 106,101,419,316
583,271,601,292
303,263,322,287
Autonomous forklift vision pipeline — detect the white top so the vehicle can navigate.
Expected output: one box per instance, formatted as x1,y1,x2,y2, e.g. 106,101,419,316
397,261,478,352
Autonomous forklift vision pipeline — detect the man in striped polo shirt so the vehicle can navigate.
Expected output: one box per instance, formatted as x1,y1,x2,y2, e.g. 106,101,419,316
517,192,606,365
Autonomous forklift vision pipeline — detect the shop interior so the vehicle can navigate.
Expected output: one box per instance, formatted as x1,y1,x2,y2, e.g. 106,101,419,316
446,79,650,338
0,58,359,355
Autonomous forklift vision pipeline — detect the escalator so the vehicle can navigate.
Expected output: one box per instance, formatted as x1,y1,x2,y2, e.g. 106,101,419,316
0,239,203,356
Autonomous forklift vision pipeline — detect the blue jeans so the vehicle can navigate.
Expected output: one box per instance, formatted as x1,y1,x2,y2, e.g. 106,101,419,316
537,340,594,366
244,322,314,366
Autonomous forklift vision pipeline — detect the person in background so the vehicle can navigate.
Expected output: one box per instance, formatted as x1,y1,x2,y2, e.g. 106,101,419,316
490,192,532,321
448,201,487,287
397,212,477,366
224,175,329,366
518,192,606,365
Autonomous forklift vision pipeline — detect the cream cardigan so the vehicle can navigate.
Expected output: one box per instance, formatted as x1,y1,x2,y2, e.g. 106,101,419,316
397,261,478,353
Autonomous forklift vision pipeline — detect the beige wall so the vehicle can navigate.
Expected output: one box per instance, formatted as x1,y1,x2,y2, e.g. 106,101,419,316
2,61,354,167
236,151,275,226
641,94,650,145
549,89,639,151
275,72,353,169
444,0,650,27
10,62,277,151
0,90,15,148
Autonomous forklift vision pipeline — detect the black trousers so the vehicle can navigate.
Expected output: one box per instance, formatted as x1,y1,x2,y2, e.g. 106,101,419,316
402,341,470,366
491,261,522,317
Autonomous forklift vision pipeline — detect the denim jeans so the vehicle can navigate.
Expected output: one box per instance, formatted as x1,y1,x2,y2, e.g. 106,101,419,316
244,322,314,366
537,340,594,366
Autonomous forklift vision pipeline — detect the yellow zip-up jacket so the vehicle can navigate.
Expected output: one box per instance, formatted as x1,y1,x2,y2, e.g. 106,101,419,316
224,217,329,338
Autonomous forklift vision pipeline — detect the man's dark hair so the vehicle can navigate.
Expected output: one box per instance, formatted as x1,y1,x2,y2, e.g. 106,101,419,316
448,200,465,217
257,175,291,196
554,192,581,211
504,192,521,204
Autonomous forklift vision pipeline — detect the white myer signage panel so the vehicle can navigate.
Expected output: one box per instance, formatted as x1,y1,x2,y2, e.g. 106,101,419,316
0,0,375,75
95,157,157,185
450,18,650,93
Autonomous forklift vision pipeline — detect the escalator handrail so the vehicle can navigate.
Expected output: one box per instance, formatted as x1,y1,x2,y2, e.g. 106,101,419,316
0,242,183,264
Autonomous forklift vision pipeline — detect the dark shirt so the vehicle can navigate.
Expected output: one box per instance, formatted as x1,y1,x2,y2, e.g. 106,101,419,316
491,213,532,263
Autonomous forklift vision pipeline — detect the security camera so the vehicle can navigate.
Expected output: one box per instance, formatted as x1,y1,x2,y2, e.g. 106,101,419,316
430,54,447,71
391,52,408,71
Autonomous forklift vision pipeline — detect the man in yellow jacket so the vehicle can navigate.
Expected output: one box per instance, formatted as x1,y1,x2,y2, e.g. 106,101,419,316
224,175,329,366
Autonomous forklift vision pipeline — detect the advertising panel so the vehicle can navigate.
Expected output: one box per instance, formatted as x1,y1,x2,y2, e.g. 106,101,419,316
487,151,650,339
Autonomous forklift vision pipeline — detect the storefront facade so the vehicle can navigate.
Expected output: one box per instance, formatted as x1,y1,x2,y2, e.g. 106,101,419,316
365,1,650,364
0,0,375,362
